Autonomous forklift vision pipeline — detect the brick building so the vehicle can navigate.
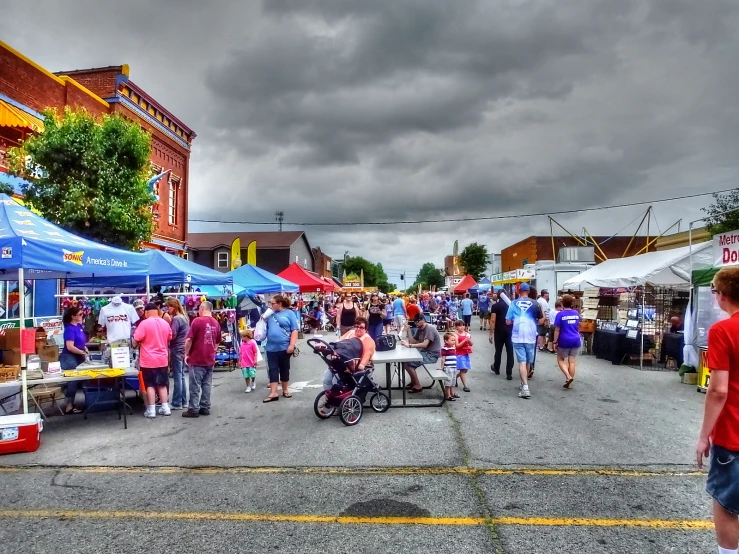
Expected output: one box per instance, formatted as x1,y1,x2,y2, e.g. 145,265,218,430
0,40,195,254
501,235,651,271
311,247,334,279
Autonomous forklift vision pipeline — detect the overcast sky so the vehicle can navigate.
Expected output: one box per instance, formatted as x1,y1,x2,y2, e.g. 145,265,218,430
5,0,739,285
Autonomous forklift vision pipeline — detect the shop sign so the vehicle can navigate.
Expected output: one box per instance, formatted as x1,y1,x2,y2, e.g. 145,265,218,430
345,281,361,288
714,229,739,267
516,268,535,279
34,316,63,337
1,247,11,259
0,319,35,335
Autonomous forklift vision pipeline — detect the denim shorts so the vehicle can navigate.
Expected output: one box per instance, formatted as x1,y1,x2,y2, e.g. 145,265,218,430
707,444,739,515
456,354,471,371
513,342,536,364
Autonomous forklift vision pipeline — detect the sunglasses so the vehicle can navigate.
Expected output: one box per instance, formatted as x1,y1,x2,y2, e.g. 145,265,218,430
711,284,721,295
354,325,366,330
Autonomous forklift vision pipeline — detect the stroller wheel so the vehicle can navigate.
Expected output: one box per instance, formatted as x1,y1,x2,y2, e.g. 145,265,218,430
339,395,363,426
314,391,336,419
370,392,390,413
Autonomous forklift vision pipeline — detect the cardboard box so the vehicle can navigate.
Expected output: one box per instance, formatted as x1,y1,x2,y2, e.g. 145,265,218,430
37,345,59,362
681,373,698,385
1,349,21,367
0,328,20,351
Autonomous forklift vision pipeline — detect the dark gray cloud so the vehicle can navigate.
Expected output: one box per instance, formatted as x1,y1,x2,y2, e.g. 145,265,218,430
4,0,739,281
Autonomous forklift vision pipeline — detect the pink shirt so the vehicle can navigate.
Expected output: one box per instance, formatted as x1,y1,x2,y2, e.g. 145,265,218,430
134,317,173,369
239,339,258,368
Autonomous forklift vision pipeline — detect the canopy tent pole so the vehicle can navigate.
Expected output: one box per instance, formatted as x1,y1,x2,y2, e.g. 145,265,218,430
19,268,28,414
640,286,645,371
146,275,150,301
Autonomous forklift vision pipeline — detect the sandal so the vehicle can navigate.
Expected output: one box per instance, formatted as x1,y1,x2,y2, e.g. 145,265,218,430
564,379,574,389
463,387,470,393
446,397,456,402
262,396,279,403
282,392,292,398
65,407,83,415
452,393,460,399
407,388,423,394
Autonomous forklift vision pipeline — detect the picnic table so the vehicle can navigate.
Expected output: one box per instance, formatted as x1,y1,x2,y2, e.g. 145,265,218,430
373,345,446,408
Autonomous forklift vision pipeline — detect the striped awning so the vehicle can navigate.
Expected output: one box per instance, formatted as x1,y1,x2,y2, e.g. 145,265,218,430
0,100,44,132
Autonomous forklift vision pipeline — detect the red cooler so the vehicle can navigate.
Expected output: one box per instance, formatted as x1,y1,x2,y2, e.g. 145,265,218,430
0,414,43,454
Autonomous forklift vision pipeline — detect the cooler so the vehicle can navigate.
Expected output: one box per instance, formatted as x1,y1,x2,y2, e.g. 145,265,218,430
0,413,43,454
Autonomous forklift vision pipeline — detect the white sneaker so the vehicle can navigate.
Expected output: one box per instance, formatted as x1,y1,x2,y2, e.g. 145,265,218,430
144,410,156,419
518,389,531,399
245,386,252,393
158,407,171,416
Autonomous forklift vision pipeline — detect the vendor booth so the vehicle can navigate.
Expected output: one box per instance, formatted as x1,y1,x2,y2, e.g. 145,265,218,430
561,243,713,368
469,277,491,294
453,275,477,294
278,262,335,293
0,193,153,426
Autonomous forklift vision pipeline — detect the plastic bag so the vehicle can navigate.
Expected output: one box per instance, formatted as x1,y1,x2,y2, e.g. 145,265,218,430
254,318,268,342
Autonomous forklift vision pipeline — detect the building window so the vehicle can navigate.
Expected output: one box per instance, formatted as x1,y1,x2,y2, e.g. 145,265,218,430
217,252,229,268
326,261,331,272
182,252,189,261
168,182,178,226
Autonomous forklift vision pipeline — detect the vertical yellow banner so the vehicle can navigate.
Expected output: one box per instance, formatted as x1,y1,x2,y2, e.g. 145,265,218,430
246,240,257,265
231,238,241,270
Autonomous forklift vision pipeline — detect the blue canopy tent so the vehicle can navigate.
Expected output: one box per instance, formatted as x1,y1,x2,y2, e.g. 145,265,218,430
67,250,232,289
0,193,152,414
198,264,297,300
469,277,492,293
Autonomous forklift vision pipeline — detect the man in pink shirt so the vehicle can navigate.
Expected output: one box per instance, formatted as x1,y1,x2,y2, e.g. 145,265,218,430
133,303,173,418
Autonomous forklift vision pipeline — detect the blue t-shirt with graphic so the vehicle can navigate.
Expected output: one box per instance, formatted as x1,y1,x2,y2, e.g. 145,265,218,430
266,309,299,352
554,309,582,349
478,296,490,312
461,298,474,316
448,299,459,314
505,297,542,344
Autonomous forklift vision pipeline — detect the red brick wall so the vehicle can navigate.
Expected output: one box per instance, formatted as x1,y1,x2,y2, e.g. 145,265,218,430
61,69,119,100
502,235,652,270
61,80,109,116
0,47,65,113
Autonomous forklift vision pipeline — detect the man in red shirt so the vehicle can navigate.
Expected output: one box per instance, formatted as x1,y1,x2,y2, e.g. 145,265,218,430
133,303,173,418
697,266,739,554
182,301,222,418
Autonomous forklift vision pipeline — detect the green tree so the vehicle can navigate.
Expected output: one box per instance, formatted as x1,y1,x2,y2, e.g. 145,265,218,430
702,188,739,236
343,256,393,293
412,262,445,290
459,242,489,280
8,107,155,250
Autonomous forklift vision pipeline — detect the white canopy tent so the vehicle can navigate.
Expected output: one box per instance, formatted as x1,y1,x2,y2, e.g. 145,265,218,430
560,242,713,290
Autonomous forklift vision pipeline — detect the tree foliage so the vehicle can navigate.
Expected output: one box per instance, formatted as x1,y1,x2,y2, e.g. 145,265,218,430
8,107,155,250
412,262,445,290
343,256,395,293
459,242,489,281
702,189,739,236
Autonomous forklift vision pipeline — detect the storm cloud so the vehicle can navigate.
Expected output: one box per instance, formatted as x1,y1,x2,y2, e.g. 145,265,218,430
4,0,739,282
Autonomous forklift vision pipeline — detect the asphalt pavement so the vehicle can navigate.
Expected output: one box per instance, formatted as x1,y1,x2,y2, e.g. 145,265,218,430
0,324,716,553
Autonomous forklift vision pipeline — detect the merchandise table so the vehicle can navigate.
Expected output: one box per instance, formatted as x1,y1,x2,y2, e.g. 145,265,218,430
373,346,445,408
0,368,139,429
593,329,655,366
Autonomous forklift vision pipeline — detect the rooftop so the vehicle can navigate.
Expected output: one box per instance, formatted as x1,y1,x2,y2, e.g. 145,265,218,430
187,231,306,250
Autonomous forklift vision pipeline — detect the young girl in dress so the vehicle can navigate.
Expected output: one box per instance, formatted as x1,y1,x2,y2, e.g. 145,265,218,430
455,319,473,392
239,329,259,393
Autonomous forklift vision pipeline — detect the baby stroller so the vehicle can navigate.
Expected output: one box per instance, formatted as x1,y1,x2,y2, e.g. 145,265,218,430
307,338,390,426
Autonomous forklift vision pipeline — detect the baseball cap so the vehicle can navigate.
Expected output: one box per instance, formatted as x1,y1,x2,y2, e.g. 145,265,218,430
412,313,425,323
132,299,145,309
519,283,531,291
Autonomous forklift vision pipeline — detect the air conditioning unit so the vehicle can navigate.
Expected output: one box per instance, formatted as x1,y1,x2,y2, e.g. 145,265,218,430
557,246,595,263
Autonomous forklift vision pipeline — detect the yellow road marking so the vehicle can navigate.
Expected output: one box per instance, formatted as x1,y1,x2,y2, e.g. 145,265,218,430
0,508,713,530
0,465,705,477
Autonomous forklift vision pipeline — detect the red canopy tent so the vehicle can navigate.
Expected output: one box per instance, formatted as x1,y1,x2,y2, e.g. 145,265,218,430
278,262,335,292
454,275,478,294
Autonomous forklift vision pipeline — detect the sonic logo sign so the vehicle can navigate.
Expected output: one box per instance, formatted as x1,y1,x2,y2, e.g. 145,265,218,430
63,250,84,265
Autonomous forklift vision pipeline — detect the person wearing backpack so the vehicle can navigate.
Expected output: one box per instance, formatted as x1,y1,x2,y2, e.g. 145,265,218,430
263,294,299,403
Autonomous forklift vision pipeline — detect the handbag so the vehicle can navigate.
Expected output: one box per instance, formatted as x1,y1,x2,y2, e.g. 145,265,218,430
375,334,397,352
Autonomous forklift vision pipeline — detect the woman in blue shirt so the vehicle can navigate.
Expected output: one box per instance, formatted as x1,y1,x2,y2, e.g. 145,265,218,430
263,294,299,403
60,306,88,414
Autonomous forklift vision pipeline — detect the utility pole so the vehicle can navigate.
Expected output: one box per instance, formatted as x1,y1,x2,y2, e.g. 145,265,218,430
275,211,284,232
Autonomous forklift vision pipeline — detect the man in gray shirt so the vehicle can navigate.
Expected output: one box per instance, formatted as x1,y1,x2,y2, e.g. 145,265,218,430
401,313,442,393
